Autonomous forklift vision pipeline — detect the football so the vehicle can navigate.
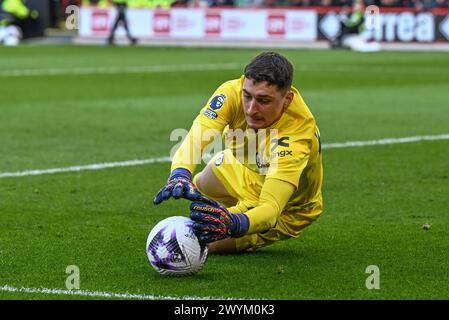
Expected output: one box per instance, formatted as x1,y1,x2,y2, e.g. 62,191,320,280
146,216,208,276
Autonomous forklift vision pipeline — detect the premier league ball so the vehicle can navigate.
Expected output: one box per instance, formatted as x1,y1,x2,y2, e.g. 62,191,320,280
146,216,208,276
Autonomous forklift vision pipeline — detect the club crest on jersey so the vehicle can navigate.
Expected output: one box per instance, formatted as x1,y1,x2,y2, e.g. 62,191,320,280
209,94,226,110
256,152,270,174
215,152,224,166
256,152,262,168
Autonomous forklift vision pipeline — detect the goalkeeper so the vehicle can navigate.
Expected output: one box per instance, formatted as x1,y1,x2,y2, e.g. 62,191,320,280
331,0,366,49
154,52,323,254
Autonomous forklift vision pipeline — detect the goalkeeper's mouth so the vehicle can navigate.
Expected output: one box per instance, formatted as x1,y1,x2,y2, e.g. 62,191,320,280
246,115,265,128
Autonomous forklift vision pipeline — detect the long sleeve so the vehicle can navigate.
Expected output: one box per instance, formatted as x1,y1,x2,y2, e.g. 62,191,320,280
170,79,241,174
228,178,296,234
170,121,222,174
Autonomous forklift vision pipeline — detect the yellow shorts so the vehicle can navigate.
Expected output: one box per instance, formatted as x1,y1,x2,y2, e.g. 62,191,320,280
194,149,320,252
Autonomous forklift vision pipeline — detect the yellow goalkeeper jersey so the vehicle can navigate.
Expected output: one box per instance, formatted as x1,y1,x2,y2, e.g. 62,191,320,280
172,75,323,235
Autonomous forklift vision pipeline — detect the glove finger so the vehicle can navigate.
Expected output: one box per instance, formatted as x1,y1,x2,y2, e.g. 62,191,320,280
153,186,167,205
160,182,175,201
190,210,223,225
184,183,202,201
153,193,162,205
172,181,184,199
192,223,212,244
192,222,221,235
190,210,206,222
192,223,227,244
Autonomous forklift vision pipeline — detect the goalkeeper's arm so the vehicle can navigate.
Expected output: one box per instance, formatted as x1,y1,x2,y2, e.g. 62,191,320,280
190,178,296,243
154,121,224,204
170,121,222,175
228,178,296,235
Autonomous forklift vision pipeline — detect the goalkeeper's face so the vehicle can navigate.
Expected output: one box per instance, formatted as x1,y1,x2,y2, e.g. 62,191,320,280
242,77,293,130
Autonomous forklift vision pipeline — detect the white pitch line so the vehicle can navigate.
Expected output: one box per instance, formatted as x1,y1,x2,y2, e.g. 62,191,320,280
1,133,448,179
0,157,171,178
0,63,242,77
0,285,238,300
321,133,449,149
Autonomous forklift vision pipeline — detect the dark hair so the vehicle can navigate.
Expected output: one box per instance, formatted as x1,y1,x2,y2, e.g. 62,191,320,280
244,52,294,93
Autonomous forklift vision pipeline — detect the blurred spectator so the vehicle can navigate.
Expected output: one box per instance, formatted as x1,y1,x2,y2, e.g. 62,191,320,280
379,0,402,6
187,0,209,7
170,0,188,6
263,0,293,6
242,0,265,7
413,0,449,9
421,0,438,8
329,0,381,51
209,0,235,6
434,0,449,7
262,0,276,6
147,0,177,7
318,0,336,7
290,0,313,6
334,0,352,7
86,0,111,6
331,0,365,48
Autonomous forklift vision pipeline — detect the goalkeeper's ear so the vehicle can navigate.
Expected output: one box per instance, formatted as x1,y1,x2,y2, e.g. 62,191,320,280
282,89,294,112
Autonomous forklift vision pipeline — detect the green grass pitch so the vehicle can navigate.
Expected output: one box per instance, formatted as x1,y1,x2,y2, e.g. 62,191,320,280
0,45,448,300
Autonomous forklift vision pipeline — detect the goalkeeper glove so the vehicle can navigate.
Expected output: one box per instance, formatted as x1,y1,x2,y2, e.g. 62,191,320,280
153,168,201,205
190,196,249,243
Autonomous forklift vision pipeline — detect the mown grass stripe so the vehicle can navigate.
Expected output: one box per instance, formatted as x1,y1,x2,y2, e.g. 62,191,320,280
1,134,448,179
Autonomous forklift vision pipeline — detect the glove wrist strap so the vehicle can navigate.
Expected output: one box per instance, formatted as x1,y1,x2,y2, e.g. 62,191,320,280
230,213,250,237
169,168,192,180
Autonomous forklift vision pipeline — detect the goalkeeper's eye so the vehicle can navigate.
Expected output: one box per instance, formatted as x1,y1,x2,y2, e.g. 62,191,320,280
257,98,271,105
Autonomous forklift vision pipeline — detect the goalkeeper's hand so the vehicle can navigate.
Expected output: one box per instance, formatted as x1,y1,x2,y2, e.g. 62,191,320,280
190,196,249,244
153,168,201,205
